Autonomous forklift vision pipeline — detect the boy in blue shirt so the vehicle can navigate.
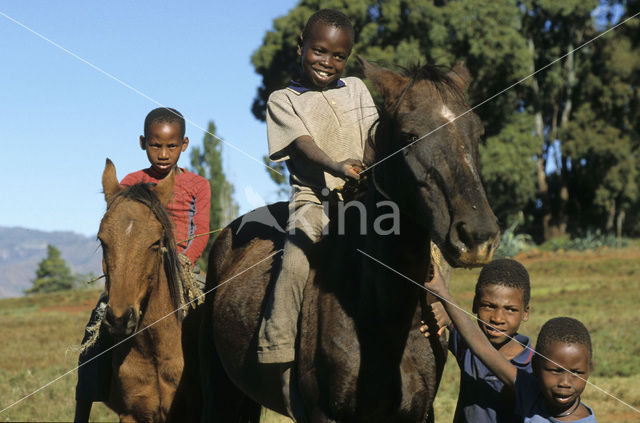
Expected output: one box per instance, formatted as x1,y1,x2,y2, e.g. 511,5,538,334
423,258,534,422
426,265,597,422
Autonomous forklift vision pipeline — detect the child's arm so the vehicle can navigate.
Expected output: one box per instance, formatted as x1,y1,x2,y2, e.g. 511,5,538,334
180,175,211,265
425,265,517,388
289,135,363,180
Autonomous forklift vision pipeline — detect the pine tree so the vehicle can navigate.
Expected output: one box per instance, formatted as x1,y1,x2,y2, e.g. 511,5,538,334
26,244,76,294
190,121,239,271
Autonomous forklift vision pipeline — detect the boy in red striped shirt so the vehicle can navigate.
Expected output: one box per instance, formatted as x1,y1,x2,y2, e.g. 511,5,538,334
120,107,211,265
74,107,210,421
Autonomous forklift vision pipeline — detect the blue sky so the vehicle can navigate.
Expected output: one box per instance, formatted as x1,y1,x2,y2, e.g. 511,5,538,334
0,1,297,236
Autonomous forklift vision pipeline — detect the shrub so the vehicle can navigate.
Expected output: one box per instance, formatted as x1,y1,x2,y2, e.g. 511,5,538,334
494,222,533,258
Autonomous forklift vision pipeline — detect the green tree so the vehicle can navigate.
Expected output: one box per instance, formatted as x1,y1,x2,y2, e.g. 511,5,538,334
251,0,640,241
190,121,239,271
26,244,76,294
263,155,289,196
559,1,640,237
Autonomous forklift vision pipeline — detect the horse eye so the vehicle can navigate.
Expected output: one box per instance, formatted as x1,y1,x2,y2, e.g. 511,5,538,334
150,240,162,250
400,132,418,144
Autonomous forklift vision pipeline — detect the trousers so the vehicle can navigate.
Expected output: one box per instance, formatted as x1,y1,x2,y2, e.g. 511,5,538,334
257,200,328,363
75,292,111,402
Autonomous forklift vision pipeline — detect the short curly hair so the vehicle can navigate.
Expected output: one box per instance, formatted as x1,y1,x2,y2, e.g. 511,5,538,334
535,317,593,361
143,107,186,142
475,259,531,308
301,9,355,47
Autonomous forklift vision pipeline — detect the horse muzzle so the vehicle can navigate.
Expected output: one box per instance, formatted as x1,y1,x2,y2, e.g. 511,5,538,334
445,220,500,267
103,304,139,338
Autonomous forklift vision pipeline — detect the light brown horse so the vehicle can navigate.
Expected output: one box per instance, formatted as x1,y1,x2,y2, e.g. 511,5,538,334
200,57,500,422
99,159,200,422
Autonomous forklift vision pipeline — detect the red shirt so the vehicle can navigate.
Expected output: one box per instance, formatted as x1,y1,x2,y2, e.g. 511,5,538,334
120,167,211,265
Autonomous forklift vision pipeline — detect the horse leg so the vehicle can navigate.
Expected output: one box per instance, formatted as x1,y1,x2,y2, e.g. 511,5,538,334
200,341,261,422
168,309,203,423
237,396,262,423
309,407,336,423
425,406,435,423
199,302,261,422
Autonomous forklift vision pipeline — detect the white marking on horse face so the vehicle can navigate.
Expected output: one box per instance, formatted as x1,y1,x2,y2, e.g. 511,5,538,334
440,104,456,123
125,220,134,236
462,151,483,185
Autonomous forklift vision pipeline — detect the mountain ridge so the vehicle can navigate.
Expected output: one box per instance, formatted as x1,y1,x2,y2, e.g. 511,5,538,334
0,226,102,298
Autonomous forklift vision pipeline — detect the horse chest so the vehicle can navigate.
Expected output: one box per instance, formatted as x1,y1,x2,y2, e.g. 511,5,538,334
306,301,441,422
113,343,184,420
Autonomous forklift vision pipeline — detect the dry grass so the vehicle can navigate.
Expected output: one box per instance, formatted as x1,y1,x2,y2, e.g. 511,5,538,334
1,244,639,422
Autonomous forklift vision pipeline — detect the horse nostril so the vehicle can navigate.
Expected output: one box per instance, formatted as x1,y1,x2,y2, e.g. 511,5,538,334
104,304,116,327
125,307,137,328
104,305,137,331
453,221,473,252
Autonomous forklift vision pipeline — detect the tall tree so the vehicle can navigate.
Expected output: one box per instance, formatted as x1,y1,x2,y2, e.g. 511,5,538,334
190,121,239,271
26,244,76,294
560,1,640,237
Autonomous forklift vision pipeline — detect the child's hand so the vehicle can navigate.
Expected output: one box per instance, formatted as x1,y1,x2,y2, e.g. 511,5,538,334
424,262,449,299
420,301,451,337
334,159,363,180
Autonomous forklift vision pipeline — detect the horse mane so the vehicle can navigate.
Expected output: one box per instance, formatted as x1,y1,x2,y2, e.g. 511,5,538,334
400,62,466,103
109,183,184,321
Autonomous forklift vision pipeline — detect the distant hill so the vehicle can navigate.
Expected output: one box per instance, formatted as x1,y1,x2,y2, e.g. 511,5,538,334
0,226,102,298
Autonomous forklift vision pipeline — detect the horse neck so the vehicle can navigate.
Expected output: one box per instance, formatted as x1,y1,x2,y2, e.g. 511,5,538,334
359,191,431,327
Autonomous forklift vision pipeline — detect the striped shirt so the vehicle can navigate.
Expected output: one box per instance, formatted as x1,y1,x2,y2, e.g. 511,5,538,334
267,76,378,203
121,168,211,265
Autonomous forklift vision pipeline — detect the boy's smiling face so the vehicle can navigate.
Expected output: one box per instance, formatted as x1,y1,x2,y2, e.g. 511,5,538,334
297,23,353,89
536,342,590,416
475,284,529,349
140,121,188,175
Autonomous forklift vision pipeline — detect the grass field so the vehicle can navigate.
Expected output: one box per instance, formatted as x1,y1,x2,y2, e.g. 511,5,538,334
1,243,639,422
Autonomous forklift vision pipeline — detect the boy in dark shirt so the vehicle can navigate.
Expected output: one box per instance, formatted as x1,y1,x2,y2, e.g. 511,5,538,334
424,259,533,422
426,265,597,422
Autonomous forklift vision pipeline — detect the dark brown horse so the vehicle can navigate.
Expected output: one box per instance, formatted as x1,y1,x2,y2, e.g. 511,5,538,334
99,160,201,422
200,57,500,422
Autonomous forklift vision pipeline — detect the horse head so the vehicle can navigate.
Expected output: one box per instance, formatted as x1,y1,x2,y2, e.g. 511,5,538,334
359,57,499,267
98,159,180,338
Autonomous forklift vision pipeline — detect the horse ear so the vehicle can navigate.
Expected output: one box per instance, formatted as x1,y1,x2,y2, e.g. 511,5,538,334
102,158,122,202
448,61,471,92
357,55,409,108
154,168,175,206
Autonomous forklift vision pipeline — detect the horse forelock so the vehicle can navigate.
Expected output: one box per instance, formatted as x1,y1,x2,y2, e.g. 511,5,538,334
107,183,184,320
364,63,468,157
402,63,466,103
